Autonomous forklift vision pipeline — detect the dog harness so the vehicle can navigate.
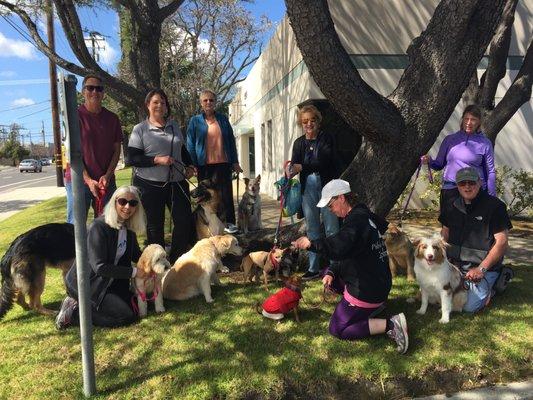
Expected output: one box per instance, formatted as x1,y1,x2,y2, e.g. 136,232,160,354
130,272,160,315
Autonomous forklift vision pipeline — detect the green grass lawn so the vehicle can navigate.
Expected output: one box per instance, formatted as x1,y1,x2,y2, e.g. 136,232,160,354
0,170,531,399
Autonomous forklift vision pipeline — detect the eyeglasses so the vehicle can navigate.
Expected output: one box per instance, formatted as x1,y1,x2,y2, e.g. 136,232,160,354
301,118,317,125
84,85,104,93
116,198,139,207
457,180,478,187
202,98,215,103
327,196,338,209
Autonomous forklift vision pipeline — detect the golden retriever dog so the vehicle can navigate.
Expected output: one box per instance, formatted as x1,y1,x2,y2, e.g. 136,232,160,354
413,235,467,323
240,248,284,290
162,235,242,303
191,179,225,240
133,244,170,318
0,223,75,320
383,224,415,281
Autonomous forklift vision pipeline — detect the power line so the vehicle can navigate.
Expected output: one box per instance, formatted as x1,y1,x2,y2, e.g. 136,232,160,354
17,107,52,119
0,99,51,113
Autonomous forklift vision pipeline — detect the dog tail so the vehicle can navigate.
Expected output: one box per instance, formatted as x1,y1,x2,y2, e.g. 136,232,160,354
0,249,15,321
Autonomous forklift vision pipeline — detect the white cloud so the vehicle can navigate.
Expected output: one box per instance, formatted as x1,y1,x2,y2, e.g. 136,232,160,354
98,42,119,67
0,70,17,78
11,97,35,107
0,32,37,60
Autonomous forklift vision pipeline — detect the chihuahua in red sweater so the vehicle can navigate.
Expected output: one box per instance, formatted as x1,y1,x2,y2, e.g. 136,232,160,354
256,275,303,322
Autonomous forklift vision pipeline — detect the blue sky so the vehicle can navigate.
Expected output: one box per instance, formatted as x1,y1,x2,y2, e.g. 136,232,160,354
0,1,286,145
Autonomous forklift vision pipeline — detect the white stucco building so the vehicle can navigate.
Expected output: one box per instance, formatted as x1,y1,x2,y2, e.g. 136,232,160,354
229,0,532,205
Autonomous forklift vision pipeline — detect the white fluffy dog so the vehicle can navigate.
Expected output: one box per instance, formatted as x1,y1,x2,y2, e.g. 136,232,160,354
162,234,243,303
133,244,170,317
413,235,467,323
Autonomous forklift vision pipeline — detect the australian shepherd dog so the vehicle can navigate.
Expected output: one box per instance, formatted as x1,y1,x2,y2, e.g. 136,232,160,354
191,179,225,240
0,223,75,320
413,235,467,323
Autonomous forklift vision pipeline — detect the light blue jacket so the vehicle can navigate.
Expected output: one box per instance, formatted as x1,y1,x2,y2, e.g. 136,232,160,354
186,112,238,166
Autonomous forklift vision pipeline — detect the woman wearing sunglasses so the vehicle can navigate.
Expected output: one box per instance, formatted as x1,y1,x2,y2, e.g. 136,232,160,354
55,186,147,329
128,89,195,264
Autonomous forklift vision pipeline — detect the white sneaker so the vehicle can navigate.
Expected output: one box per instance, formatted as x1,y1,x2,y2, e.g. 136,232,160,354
224,223,239,234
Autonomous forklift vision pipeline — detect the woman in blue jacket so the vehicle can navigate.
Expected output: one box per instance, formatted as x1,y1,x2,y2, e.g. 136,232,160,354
186,89,242,232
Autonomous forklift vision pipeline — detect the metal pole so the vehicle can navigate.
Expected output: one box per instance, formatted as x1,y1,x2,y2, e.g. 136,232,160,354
62,74,97,397
46,0,64,187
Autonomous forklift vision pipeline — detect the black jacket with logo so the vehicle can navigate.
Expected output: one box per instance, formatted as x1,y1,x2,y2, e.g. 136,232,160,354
65,217,142,309
310,204,391,303
439,190,512,271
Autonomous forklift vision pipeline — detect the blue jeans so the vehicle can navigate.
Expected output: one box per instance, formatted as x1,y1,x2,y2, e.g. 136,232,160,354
65,180,74,224
302,174,339,273
84,180,116,220
463,270,499,313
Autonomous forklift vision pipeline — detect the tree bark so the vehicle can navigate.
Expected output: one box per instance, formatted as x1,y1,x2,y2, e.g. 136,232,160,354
287,0,511,215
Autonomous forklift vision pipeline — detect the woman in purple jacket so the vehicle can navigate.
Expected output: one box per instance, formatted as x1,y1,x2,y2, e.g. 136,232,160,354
422,105,496,210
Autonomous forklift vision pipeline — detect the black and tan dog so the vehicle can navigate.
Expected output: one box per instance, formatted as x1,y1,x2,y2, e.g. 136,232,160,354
238,175,262,233
191,179,225,240
0,223,75,320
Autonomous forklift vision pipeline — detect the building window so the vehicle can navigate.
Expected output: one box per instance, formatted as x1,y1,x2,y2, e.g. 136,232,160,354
261,123,265,172
267,120,273,171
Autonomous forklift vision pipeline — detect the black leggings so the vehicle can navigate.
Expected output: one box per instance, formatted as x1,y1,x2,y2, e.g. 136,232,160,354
72,293,138,328
197,163,235,224
133,176,192,263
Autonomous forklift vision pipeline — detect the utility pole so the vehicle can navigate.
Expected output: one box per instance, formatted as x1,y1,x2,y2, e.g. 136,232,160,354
84,31,106,61
41,121,45,145
46,0,64,186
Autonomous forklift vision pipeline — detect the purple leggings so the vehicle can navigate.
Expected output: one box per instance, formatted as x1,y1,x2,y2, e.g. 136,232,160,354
327,276,381,340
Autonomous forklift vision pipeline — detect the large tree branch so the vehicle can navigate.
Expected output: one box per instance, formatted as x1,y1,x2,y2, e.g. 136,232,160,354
285,0,404,144
479,0,518,110
158,0,184,22
484,38,533,143
392,0,505,150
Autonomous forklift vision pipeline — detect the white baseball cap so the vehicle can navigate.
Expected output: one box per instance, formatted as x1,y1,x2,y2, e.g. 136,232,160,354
316,179,351,208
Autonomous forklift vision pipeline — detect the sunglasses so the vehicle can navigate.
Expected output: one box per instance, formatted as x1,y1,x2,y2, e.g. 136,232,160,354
84,85,104,93
202,98,215,103
116,198,139,207
457,180,478,187
327,196,338,209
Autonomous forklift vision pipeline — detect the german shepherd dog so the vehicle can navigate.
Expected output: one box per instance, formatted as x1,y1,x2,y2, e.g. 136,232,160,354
0,223,75,320
191,179,225,240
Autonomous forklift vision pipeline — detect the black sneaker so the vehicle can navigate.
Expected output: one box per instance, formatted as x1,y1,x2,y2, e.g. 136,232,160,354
55,296,78,330
301,271,320,281
386,313,409,354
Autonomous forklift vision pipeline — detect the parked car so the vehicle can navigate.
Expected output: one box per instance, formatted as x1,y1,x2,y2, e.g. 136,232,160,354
40,158,50,166
19,159,42,173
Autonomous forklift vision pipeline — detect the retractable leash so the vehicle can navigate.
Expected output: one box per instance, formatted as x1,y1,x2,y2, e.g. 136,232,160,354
399,157,433,227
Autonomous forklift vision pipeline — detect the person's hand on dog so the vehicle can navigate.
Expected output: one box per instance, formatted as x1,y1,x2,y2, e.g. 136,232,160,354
292,236,311,250
465,266,484,283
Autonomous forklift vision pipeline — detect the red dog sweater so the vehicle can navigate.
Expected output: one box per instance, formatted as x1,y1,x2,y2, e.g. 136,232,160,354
262,284,302,314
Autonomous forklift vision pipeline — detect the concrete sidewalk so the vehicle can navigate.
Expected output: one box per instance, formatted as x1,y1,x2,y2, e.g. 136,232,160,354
414,379,533,399
0,185,65,222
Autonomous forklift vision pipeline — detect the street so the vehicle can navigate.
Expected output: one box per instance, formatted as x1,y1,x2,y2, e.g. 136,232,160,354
0,165,65,221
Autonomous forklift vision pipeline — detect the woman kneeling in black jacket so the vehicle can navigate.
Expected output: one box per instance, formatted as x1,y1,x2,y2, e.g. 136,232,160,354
55,185,146,329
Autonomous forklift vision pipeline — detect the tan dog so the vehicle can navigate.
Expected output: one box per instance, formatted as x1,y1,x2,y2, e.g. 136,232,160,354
413,235,467,323
384,224,415,281
162,235,242,303
133,244,170,318
240,248,284,290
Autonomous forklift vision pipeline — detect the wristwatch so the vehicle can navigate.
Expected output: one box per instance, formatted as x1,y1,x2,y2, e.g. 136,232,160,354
479,267,487,274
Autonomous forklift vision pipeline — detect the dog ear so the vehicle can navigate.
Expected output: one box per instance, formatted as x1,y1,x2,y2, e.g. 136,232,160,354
255,174,261,182
137,247,150,274
412,238,422,256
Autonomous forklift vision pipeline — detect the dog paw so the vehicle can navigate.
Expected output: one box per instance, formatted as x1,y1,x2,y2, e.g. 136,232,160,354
439,317,449,324
205,298,214,303
416,308,426,315
220,266,230,273
406,297,416,304
139,311,147,318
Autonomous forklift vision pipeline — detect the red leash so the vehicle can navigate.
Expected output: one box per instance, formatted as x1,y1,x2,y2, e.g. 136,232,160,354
94,186,107,217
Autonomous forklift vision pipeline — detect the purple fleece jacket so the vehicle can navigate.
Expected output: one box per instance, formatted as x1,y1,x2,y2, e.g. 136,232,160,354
430,130,496,195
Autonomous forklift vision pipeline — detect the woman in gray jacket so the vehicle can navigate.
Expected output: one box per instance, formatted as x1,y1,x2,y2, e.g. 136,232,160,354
55,186,146,329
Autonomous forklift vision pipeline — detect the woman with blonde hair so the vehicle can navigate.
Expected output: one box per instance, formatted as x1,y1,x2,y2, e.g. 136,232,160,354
289,104,340,280
56,186,147,329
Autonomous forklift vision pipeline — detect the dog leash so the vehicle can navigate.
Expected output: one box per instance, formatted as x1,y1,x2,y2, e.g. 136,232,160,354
273,160,292,247
94,186,107,217
399,157,433,227
301,285,338,309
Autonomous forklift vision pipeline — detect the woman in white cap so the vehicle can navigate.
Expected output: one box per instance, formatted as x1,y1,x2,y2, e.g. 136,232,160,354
292,179,409,354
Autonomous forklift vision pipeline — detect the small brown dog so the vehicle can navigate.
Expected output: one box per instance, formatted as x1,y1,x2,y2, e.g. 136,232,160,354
240,248,284,290
383,224,415,281
256,275,303,322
